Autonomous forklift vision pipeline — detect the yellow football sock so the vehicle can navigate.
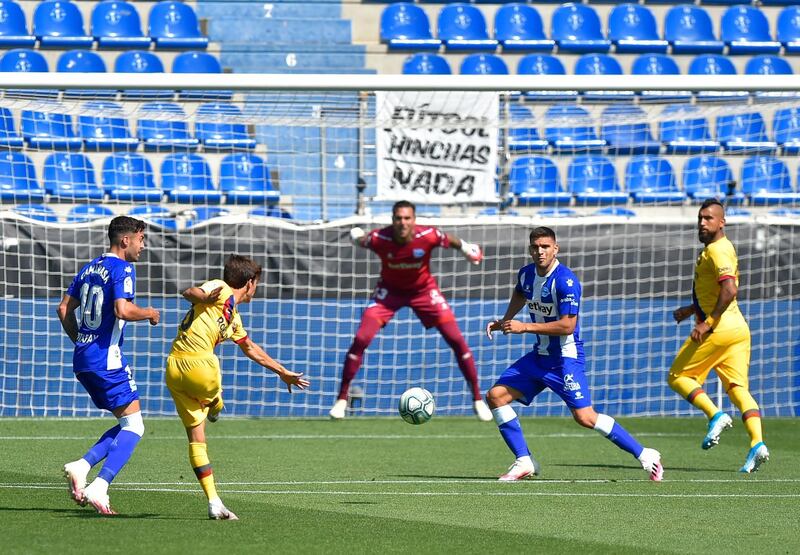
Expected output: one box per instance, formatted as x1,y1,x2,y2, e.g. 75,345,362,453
668,375,718,419
728,386,763,447
189,441,219,501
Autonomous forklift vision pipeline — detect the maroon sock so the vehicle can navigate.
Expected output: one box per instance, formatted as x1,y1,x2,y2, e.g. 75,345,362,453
437,319,481,400
338,316,382,400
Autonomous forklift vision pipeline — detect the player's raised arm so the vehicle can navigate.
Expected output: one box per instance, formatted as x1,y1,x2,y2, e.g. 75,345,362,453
447,234,483,265
237,337,310,393
349,227,368,248
114,298,160,326
486,288,527,339
183,285,223,305
56,294,81,344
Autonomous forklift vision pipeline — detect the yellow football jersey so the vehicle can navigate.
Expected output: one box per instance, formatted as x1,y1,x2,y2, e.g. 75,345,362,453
692,236,747,332
169,279,248,357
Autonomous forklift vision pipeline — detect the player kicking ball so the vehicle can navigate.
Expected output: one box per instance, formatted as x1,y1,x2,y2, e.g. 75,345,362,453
328,200,491,421
485,227,663,482
58,216,160,515
165,255,309,520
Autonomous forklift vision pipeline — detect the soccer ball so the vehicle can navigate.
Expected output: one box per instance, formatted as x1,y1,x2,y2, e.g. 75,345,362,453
398,387,435,425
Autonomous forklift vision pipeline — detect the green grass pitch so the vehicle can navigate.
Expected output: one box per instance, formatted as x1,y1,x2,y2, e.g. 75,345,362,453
1,417,798,554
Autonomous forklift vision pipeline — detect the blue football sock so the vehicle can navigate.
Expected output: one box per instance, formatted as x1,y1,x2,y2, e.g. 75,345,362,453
607,422,644,458
498,418,531,459
96,429,142,484
83,425,121,467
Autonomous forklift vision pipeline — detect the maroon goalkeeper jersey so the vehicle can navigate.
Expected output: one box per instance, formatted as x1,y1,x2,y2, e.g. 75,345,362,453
365,225,450,291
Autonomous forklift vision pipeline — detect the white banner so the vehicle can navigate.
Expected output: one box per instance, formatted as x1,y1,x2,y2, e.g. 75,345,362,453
375,91,499,204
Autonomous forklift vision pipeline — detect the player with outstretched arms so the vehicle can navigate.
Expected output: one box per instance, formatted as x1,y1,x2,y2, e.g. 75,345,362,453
58,216,160,515
165,254,309,520
668,199,769,473
485,226,663,481
329,200,492,421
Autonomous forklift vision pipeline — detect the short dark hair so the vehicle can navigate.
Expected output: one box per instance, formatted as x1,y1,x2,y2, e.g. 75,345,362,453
108,216,145,246
223,255,262,289
529,226,556,243
700,198,725,214
392,200,416,216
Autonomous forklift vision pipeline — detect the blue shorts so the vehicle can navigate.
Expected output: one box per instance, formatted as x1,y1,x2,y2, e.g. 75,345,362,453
494,351,592,410
76,366,139,412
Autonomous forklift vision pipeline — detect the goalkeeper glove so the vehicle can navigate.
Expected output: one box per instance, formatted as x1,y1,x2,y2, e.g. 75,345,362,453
460,241,483,265
350,227,366,246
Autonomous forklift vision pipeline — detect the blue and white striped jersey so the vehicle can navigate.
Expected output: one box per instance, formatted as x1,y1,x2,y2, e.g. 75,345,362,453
515,260,584,361
66,253,135,373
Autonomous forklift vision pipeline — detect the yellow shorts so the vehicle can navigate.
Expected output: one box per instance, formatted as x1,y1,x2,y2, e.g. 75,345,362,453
165,353,222,428
668,326,751,391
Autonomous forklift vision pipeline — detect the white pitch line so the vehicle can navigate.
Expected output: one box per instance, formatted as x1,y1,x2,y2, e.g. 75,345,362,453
0,432,695,441
0,484,797,499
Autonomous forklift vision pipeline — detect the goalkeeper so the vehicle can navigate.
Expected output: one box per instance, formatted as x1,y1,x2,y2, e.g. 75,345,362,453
329,200,491,421
165,254,309,520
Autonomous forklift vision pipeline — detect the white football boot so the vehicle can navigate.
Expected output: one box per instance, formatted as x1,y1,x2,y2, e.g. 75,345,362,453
329,399,347,420
498,456,540,481
473,400,493,422
83,479,117,515
209,499,239,520
63,459,90,506
638,448,664,482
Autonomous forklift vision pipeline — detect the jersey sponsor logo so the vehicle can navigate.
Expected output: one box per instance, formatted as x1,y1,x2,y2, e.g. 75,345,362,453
76,332,98,344
527,301,554,316
563,373,581,392
412,248,425,258
123,276,133,294
387,261,423,270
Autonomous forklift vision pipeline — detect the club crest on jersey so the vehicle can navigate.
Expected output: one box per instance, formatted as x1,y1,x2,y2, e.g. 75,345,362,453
222,295,235,324
541,285,550,298
412,248,425,258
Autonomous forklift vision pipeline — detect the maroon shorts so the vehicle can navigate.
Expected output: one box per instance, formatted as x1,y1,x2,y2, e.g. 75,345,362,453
363,282,456,329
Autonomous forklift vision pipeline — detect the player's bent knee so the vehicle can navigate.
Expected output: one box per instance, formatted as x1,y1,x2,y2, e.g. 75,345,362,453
118,411,145,437
486,386,512,409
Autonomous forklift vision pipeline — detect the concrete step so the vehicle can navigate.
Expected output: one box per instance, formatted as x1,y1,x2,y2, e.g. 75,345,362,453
196,2,341,20
208,18,351,45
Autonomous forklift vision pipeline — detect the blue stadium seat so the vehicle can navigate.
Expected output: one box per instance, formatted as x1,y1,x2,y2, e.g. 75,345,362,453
664,5,724,54
137,102,199,151
721,6,780,55
43,152,102,201
592,206,636,218
517,54,575,101
660,105,720,154
507,104,548,153
13,203,57,222
92,1,151,49
626,156,684,204
509,156,571,206
21,107,83,150
220,153,280,205
67,204,114,223
78,101,139,151
778,7,800,54
0,0,36,47
746,55,793,75
682,155,744,202
567,155,627,205
128,204,180,230
551,3,610,53
195,103,256,150
631,54,691,101
114,51,172,100
250,206,293,219
103,153,161,202
173,52,230,100
380,3,440,51
460,54,508,75
0,151,42,202
741,156,800,205
536,208,577,218
600,104,661,155
716,112,777,154
0,48,47,72
544,105,605,154
437,3,498,51
189,206,230,224
402,53,451,75
774,107,800,154
688,55,747,101
149,1,208,49
57,50,105,72
494,4,554,52
767,207,800,218
33,1,94,48
161,153,220,204
608,4,667,54
0,107,24,148
574,54,633,101
724,207,752,218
